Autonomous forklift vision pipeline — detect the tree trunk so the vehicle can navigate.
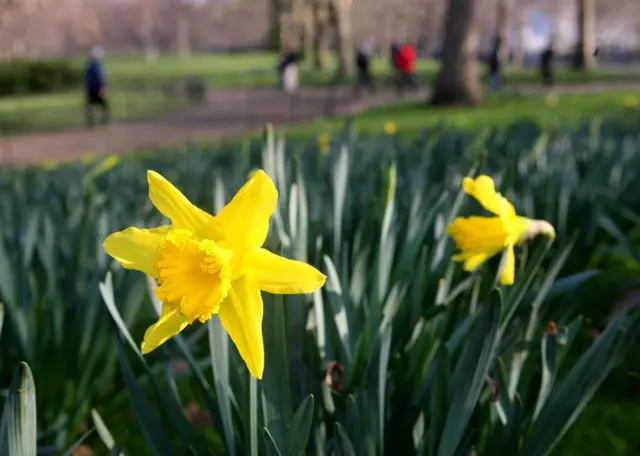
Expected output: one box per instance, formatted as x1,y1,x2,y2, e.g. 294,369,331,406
549,0,562,50
301,4,314,58
278,0,304,51
332,0,355,77
266,0,282,50
312,3,330,69
495,0,511,63
430,0,482,106
511,6,526,66
176,12,191,58
574,0,596,69
141,0,158,62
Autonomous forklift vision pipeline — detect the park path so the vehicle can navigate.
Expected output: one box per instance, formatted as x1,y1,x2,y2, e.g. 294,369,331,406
1,82,640,166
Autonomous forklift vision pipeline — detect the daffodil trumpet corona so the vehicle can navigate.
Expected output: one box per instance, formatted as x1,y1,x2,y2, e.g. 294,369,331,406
103,170,327,379
446,175,555,286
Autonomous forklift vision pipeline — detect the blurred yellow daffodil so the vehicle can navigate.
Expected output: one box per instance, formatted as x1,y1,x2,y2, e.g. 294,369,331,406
317,132,331,155
103,170,326,379
446,175,555,285
384,121,397,136
623,94,638,109
81,153,96,164
41,160,57,171
545,93,558,107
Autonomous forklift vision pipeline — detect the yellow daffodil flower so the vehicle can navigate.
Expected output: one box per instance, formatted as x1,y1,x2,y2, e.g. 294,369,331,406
317,132,331,155
103,170,326,379
41,160,57,171
81,153,96,164
384,121,397,136
623,94,638,109
446,175,555,285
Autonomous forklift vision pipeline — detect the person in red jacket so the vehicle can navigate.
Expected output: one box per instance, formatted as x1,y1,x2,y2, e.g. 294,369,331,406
394,41,418,95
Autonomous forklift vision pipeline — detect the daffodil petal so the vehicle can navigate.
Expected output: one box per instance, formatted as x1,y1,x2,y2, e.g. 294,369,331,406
141,307,190,354
216,170,277,250
453,248,502,271
446,216,510,252
218,277,264,379
147,170,224,239
103,226,170,277
463,175,516,218
243,248,327,294
499,244,516,286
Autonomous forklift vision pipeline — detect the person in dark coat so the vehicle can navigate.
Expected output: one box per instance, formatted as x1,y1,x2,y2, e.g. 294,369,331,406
84,46,109,127
278,43,303,91
487,35,502,90
354,40,376,96
540,42,555,87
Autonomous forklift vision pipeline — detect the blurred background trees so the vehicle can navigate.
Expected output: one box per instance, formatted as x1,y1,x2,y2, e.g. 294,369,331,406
0,0,637,62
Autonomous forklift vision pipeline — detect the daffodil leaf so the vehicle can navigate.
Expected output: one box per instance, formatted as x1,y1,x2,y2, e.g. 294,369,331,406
261,294,293,450
208,316,235,456
428,345,450,456
518,311,640,456
262,427,283,456
61,428,94,456
91,409,124,456
334,422,356,456
437,295,501,456
378,326,392,452
99,272,140,358
283,395,314,456
533,330,557,420
113,337,178,456
0,362,37,456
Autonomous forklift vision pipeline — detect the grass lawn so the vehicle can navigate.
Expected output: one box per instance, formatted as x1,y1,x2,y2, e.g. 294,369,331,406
287,90,640,138
96,52,640,88
1,52,639,135
0,88,188,135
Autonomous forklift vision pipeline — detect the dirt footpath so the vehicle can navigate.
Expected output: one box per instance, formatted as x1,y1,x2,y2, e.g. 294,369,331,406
1,83,639,166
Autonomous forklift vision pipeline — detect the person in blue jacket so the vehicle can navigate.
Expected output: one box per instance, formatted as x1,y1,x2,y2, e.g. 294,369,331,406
85,46,109,127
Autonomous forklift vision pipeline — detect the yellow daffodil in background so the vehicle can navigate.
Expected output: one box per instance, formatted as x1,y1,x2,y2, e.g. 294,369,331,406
103,170,327,379
545,93,558,107
317,132,331,155
446,175,555,285
81,152,96,164
622,94,638,109
384,121,397,136
41,160,57,171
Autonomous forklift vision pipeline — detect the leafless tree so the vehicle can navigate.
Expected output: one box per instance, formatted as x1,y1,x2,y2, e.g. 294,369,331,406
0,0,638,63
332,0,355,76
430,0,483,106
574,0,597,68
495,0,512,62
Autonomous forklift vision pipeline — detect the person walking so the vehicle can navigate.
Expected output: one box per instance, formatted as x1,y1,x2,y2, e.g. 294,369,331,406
540,42,555,87
354,39,376,97
84,46,109,127
394,41,418,96
278,44,302,92
487,35,502,90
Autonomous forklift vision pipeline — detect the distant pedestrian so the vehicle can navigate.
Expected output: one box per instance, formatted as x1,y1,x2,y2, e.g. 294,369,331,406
394,41,418,96
84,46,109,127
354,40,376,96
487,35,502,90
540,42,555,87
390,42,400,65
278,44,302,92
390,42,400,83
